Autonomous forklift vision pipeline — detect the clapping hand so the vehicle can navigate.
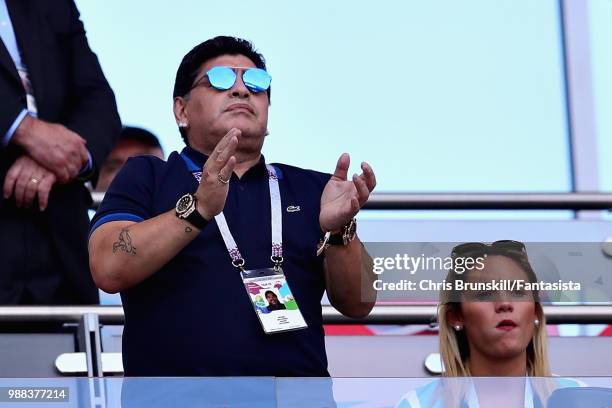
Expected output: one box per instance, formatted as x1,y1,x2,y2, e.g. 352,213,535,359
194,128,239,220
319,153,376,232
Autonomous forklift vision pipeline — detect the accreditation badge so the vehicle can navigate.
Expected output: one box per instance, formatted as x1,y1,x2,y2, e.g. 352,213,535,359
241,268,308,334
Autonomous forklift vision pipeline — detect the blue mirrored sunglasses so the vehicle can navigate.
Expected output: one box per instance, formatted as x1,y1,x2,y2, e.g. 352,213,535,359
193,66,272,93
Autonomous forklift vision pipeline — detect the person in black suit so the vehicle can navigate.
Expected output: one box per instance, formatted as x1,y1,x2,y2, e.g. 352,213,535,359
0,0,121,304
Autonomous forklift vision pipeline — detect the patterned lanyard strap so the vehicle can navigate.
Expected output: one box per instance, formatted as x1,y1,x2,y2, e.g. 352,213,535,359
180,153,283,271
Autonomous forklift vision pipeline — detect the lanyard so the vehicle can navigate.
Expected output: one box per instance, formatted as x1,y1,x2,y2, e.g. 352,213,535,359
180,152,283,271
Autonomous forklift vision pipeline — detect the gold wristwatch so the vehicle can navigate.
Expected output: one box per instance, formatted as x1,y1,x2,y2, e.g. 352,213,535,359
175,193,207,229
316,218,357,255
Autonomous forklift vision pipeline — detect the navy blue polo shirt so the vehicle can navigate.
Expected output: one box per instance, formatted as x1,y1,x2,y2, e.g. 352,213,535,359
90,146,331,377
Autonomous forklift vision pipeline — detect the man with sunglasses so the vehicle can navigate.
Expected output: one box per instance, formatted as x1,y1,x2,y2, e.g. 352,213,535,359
89,36,377,379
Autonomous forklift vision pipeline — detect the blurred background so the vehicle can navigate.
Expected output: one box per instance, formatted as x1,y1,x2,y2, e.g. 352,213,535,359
77,0,611,197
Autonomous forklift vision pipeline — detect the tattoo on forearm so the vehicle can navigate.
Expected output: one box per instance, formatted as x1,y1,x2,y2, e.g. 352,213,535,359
185,226,193,233
112,228,137,255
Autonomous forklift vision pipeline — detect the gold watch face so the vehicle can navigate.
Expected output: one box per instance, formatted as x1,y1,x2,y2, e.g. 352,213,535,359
344,218,357,244
348,219,357,234
176,194,194,216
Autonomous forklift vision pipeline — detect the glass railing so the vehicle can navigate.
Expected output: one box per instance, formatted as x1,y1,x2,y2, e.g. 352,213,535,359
0,377,610,407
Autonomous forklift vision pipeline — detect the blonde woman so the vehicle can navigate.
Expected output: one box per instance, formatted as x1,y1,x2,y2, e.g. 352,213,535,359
396,241,581,408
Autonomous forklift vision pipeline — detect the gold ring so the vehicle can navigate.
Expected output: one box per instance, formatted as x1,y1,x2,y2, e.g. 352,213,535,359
30,177,40,184
217,173,230,184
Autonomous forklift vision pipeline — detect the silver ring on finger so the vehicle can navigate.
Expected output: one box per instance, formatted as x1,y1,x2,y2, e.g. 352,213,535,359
30,177,40,184
217,172,230,185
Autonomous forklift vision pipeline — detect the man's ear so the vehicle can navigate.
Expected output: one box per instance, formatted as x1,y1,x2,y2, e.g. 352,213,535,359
173,96,188,125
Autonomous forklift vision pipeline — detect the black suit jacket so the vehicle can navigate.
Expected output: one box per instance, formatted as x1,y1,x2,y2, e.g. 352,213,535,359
0,0,121,304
